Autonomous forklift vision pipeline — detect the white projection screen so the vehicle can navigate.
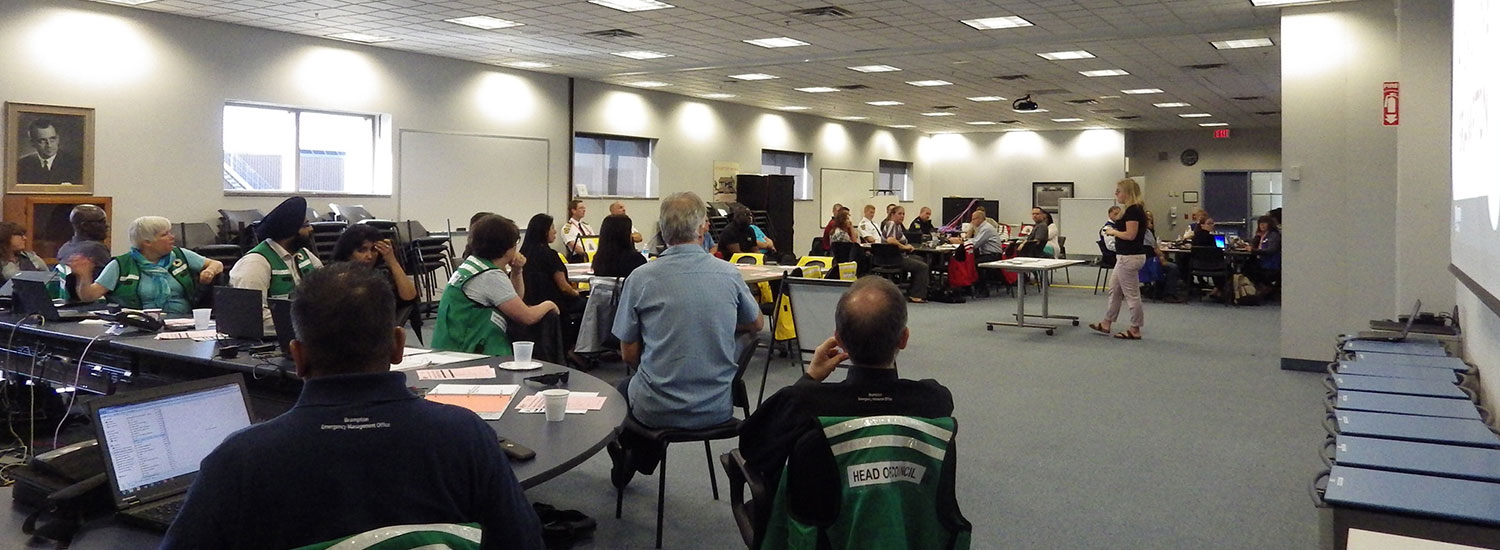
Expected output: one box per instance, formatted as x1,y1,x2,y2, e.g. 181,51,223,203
1451,0,1500,308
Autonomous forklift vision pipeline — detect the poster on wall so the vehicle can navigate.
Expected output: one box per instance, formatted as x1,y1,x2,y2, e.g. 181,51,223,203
1032,182,1074,214
5,102,94,195
712,161,739,202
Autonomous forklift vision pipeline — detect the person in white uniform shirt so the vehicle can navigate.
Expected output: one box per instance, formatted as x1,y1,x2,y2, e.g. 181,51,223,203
857,204,881,244
562,199,594,262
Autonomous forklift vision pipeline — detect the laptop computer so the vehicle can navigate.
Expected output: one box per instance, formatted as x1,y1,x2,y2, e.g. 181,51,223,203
268,298,295,355
1364,300,1422,342
89,374,253,531
213,286,272,340
11,272,94,321
1212,235,1228,249
1370,301,1460,336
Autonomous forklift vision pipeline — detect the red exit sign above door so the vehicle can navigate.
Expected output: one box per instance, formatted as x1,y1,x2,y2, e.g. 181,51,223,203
1212,129,1231,139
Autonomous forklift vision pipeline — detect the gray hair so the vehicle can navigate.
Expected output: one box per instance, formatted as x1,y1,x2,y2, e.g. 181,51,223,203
129,216,172,247
659,191,707,245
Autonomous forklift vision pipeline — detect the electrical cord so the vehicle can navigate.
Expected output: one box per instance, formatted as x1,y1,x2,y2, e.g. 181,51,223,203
2,313,42,463
51,332,106,451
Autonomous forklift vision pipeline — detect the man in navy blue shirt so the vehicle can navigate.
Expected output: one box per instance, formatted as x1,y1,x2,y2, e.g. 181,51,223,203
163,264,542,550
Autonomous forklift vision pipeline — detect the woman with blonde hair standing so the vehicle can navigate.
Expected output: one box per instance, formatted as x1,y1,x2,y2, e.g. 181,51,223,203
1091,178,1148,339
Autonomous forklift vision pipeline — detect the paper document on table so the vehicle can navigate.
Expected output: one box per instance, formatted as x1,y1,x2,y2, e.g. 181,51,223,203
421,350,490,365
424,384,519,420
155,330,221,340
391,356,433,372
163,318,197,330
417,365,497,381
515,391,606,414
403,347,432,357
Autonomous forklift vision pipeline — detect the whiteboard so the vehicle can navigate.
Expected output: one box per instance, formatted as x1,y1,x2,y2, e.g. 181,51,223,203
1059,197,1117,257
398,130,550,232
818,168,876,219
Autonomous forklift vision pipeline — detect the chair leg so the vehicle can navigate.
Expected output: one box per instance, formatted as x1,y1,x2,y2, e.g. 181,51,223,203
615,480,624,519
705,440,719,500
655,448,667,549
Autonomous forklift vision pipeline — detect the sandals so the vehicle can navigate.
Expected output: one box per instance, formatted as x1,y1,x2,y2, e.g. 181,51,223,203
1113,330,1142,340
1088,322,1110,334
908,297,927,303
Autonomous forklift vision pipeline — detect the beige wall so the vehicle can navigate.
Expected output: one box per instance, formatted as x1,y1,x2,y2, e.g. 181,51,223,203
919,130,1126,227
1126,128,1281,237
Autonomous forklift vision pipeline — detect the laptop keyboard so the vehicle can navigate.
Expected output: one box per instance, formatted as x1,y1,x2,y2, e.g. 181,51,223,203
136,499,184,523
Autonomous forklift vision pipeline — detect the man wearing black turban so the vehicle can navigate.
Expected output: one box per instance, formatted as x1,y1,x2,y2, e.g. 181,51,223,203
229,196,322,318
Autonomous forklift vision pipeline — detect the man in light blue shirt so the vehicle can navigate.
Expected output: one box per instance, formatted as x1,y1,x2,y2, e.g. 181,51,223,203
610,192,762,485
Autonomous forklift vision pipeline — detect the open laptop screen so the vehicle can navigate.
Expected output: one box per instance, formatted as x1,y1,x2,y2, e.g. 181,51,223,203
93,378,252,502
1213,235,1228,249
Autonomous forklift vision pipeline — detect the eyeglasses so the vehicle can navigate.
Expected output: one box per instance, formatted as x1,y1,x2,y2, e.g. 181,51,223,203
524,371,569,387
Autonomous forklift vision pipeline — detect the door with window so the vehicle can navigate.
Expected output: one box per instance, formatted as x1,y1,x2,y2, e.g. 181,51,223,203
1201,170,1282,239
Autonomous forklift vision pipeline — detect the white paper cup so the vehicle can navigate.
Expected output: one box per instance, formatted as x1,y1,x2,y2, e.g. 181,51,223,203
513,341,535,367
192,308,212,330
541,389,569,422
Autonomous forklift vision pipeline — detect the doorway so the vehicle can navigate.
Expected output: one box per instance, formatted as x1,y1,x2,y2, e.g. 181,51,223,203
1201,170,1282,239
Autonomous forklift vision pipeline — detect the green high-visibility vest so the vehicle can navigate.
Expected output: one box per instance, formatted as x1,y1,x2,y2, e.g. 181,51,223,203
110,248,197,311
292,523,482,550
431,256,511,356
247,240,317,300
761,415,971,550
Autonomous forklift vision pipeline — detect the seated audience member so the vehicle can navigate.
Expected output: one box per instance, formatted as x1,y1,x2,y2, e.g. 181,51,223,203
0,222,46,284
739,277,962,542
949,209,1003,262
1189,217,1228,297
230,196,322,317
1099,205,1122,252
608,201,644,246
1180,208,1208,241
1245,214,1282,293
750,223,776,256
332,223,419,309
856,204,881,244
1020,207,1052,257
820,203,844,252
561,200,593,263
433,214,558,356
56,204,111,278
1143,212,1184,303
162,264,543,550
592,213,647,278
828,211,857,245
519,213,582,313
909,206,938,237
608,192,762,485
878,206,932,303
718,205,760,256
71,216,224,313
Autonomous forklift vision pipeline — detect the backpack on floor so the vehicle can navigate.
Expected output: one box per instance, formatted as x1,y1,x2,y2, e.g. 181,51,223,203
1233,274,1260,306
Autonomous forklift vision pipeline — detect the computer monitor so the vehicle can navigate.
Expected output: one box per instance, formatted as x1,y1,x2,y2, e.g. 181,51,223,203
213,286,267,340
1213,235,1228,249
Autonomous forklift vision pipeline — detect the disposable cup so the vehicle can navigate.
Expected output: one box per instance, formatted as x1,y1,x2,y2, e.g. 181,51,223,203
192,308,212,330
541,389,569,422
513,341,535,367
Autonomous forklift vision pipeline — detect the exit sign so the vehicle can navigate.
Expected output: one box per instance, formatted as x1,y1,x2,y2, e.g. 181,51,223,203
1213,129,1231,139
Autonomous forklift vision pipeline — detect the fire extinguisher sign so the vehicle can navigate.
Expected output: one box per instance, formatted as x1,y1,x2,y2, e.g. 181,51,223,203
1382,82,1399,126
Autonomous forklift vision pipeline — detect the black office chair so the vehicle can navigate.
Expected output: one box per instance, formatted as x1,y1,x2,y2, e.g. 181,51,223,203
868,243,905,285
615,334,757,549
1189,246,1233,306
1093,240,1117,295
217,208,264,247
308,221,348,264
328,203,376,223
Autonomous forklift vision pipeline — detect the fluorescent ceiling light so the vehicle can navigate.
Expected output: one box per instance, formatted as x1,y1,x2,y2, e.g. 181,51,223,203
779,106,810,111
890,124,916,128
1098,95,1121,99
628,81,669,88
921,112,956,117
967,121,997,125
729,73,778,80
589,0,674,12
1121,88,1164,94
1250,0,1325,6
836,116,869,121
906,80,953,87
1014,108,1049,113
849,65,901,73
960,16,1033,30
1080,69,1130,77
1052,118,1084,122
504,61,554,69
1154,102,1191,108
1211,38,1274,49
1179,113,1213,118
967,96,1006,102
701,93,736,99
327,32,398,43
1038,50,1095,60
612,50,673,60
795,87,840,93
744,37,809,48
446,16,524,30
866,100,904,106
1199,122,1229,127
97,0,160,4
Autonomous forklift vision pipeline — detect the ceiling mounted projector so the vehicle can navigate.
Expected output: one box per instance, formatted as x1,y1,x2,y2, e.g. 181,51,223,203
1012,95,1039,112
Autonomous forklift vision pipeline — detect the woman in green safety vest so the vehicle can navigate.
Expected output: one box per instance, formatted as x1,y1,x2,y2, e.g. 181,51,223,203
431,214,559,356
69,216,224,314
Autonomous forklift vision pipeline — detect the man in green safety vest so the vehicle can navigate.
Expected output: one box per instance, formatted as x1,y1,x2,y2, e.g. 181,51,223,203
740,276,969,549
230,196,322,319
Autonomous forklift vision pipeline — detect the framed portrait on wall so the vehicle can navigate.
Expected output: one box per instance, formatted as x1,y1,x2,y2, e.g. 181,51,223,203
1032,182,1074,213
5,102,95,195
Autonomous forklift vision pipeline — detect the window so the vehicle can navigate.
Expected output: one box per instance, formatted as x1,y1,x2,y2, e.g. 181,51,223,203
761,149,810,200
222,103,384,194
877,160,913,201
1250,171,1283,216
574,133,658,198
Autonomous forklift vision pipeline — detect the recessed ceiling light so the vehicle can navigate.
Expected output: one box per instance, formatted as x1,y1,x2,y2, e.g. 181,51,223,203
906,80,953,87
1014,107,1049,113
729,73,778,80
701,93,736,99
1154,102,1191,108
795,87,840,93
612,50,673,60
866,100,904,106
779,106,810,111
967,121,997,125
628,81,670,88
1211,38,1275,49
1199,122,1229,127
1080,69,1130,77
890,124,916,128
1098,95,1121,99
1038,50,1095,60
960,16,1033,30
504,61,554,69
744,37,809,48
848,65,901,73
967,96,1006,102
589,0,674,12
921,112,956,117
327,32,398,43
836,116,869,121
1179,113,1213,118
1249,0,1323,6
96,0,160,4
1121,88,1165,95
1052,118,1085,122
445,16,524,30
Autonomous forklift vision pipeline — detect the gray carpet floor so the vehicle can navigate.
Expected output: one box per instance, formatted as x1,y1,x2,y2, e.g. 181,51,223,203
526,281,1328,549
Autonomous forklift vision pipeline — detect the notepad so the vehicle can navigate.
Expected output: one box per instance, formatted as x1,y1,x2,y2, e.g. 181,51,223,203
420,350,490,365
416,365,497,381
155,330,221,341
424,384,520,420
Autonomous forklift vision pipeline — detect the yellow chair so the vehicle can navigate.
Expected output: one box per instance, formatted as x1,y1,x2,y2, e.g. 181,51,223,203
837,261,858,281
799,265,823,279
729,252,765,265
798,256,833,270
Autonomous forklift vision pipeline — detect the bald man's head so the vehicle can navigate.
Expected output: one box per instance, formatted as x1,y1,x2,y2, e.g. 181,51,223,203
835,276,908,367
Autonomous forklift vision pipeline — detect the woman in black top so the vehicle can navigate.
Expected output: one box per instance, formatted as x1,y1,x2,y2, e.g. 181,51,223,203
332,224,419,309
518,214,582,309
1090,178,1148,339
592,214,646,277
